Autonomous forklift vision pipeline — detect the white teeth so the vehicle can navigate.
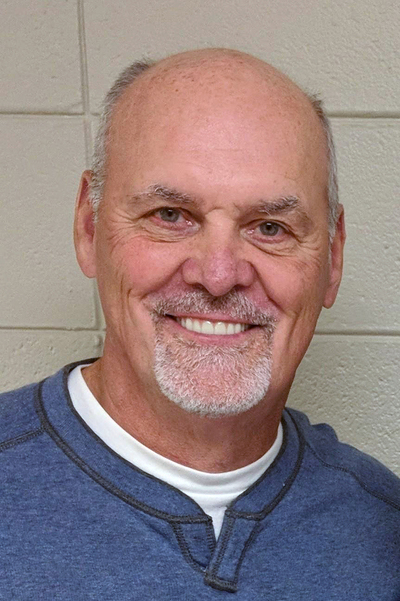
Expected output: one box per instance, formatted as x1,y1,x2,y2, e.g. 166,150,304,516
193,319,201,333
177,317,249,335
202,321,214,335
214,322,227,335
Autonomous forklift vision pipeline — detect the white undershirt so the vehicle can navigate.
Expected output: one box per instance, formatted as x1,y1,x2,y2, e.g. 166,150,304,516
68,365,283,538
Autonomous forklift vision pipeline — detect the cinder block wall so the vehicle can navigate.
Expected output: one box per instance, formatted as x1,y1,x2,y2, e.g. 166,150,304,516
1,0,399,474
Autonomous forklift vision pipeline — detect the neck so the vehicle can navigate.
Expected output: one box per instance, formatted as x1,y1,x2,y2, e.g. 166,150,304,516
82,353,285,473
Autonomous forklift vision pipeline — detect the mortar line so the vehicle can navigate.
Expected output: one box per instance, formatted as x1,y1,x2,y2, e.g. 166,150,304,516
314,330,400,337
77,0,92,166
0,111,84,117
0,326,104,333
2,110,399,120
77,0,90,120
328,111,400,119
87,109,400,120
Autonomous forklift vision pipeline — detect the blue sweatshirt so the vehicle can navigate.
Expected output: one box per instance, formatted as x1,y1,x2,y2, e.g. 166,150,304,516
1,362,399,599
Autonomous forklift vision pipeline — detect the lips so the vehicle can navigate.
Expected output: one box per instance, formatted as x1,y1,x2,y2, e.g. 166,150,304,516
175,317,252,335
149,290,276,337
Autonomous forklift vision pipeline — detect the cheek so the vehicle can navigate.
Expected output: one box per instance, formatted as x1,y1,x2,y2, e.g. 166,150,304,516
259,255,328,318
100,235,187,300
264,258,329,388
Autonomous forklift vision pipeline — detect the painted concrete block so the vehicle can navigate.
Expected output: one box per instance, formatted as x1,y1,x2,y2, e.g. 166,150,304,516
0,330,102,393
85,0,400,113
0,0,82,113
0,116,96,328
289,335,400,476
318,120,400,332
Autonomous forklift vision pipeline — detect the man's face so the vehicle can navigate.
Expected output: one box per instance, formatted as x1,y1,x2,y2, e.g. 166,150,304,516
77,66,343,418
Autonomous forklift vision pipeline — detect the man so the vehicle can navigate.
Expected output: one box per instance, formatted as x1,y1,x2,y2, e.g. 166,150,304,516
1,49,399,599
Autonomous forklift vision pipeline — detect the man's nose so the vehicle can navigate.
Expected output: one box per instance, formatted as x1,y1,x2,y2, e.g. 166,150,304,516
181,232,255,297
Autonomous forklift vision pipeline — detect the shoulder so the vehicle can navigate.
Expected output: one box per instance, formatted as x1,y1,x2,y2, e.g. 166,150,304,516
0,359,96,452
286,408,400,511
0,381,43,451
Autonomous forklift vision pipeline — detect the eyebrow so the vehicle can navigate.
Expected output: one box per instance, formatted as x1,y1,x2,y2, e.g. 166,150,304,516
128,184,197,206
128,185,313,227
252,196,313,226
253,196,300,215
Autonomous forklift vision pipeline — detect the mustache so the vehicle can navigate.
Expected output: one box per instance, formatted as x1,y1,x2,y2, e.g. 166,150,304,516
149,290,276,329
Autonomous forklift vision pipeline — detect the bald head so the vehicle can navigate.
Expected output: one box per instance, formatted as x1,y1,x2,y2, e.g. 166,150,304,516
91,48,338,235
127,48,304,101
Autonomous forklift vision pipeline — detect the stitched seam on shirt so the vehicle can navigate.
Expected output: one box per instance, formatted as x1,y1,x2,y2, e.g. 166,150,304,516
206,411,306,588
204,574,237,593
62,364,215,515
0,427,44,453
210,515,235,575
207,524,262,590
34,380,210,525
208,418,304,587
205,521,217,555
231,522,263,586
227,422,305,520
228,430,305,585
306,442,400,512
224,416,290,508
171,523,205,575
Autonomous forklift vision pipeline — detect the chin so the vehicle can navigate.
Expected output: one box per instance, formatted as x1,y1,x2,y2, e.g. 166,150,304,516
153,338,273,418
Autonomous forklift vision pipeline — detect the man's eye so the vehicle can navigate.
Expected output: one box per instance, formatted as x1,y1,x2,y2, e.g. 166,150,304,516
157,208,182,223
258,222,283,237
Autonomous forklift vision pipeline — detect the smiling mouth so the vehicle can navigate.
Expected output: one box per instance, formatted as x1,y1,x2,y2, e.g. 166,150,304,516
169,316,254,336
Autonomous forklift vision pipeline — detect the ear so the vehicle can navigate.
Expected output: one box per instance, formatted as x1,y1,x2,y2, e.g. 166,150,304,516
323,205,346,309
74,170,97,278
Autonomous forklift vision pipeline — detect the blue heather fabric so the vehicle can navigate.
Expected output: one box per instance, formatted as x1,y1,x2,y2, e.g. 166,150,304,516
1,361,399,600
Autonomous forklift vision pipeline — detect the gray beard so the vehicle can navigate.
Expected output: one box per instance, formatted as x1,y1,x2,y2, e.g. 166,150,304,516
149,291,275,418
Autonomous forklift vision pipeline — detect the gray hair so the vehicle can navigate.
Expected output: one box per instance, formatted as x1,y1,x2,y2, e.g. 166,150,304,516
90,60,155,215
90,59,339,238
309,95,339,238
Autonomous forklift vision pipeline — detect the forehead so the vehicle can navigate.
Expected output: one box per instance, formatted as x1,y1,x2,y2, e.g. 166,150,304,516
105,58,328,210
